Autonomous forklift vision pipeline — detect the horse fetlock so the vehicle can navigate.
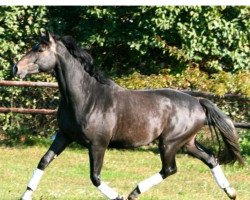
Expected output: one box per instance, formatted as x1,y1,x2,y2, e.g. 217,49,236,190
90,174,101,186
161,166,177,178
224,187,236,200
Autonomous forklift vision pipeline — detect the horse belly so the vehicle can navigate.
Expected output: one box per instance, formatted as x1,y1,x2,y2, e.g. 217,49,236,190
111,114,165,148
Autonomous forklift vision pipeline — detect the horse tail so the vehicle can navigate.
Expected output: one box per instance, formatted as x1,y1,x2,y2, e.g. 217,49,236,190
199,98,244,165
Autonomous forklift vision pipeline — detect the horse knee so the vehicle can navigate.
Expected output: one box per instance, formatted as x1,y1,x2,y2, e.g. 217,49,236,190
90,174,101,187
37,151,56,170
160,165,177,179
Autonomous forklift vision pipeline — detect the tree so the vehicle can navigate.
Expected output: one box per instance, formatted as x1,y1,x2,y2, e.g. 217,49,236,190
47,6,250,75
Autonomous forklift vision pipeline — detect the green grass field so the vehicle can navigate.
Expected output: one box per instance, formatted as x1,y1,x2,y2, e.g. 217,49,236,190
0,145,249,200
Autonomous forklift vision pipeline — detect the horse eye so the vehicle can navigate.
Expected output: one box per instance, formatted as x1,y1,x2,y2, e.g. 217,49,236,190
38,48,44,52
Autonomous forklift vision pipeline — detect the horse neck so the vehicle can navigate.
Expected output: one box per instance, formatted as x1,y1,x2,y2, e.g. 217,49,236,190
54,51,101,112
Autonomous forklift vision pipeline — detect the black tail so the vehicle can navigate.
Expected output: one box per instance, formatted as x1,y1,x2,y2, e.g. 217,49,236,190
199,98,244,165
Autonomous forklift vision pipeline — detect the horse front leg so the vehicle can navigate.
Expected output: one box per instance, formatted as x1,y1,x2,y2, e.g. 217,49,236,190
21,131,72,200
89,144,123,200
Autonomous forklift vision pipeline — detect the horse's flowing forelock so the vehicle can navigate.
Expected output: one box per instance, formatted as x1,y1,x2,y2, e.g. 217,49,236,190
60,36,109,85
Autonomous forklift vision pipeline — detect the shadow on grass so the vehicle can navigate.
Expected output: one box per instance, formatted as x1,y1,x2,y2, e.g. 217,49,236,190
0,135,84,150
0,132,161,155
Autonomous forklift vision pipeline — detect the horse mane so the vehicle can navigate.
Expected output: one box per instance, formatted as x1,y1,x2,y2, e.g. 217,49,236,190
59,35,110,85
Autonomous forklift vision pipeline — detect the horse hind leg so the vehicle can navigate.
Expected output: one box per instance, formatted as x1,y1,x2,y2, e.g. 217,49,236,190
127,139,178,200
185,139,236,199
21,131,72,200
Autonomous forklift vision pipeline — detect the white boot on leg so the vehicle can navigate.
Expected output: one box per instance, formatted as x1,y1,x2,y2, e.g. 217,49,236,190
21,189,32,200
21,168,44,200
211,165,236,199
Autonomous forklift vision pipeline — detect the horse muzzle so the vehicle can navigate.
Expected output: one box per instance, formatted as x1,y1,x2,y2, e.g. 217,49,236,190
13,63,39,79
13,63,28,79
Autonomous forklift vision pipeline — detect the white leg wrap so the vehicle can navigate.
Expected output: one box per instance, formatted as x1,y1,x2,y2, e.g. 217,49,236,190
211,165,230,189
27,168,44,191
21,189,32,200
97,182,119,199
138,173,164,193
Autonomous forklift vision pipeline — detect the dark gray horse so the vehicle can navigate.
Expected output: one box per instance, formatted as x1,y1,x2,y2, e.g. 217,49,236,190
14,32,243,200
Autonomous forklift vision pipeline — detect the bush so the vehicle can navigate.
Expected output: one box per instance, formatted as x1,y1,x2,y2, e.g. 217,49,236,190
47,6,250,74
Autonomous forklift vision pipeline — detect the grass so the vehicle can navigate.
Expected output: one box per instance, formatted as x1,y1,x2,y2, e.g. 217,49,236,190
0,145,249,200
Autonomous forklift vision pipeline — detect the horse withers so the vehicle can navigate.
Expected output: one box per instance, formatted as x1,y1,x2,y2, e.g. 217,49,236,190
14,31,244,200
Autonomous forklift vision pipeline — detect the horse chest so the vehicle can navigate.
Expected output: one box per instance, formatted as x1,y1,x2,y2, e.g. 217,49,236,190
57,103,114,145
57,105,91,144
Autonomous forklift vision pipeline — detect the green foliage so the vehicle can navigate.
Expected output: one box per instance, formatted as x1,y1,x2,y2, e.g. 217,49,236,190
47,6,250,74
0,6,53,143
239,130,250,155
1,6,249,76
116,68,250,97
0,6,48,79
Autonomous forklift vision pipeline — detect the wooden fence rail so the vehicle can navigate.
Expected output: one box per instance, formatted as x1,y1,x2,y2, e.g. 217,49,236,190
0,107,57,115
0,80,57,115
0,80,249,129
0,80,58,88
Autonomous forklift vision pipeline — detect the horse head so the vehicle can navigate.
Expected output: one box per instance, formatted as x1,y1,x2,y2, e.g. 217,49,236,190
13,31,57,78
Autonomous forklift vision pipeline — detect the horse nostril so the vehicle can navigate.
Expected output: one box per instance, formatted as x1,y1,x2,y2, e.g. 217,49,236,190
13,64,18,75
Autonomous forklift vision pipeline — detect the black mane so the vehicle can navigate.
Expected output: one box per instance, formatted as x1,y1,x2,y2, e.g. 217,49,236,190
59,35,110,85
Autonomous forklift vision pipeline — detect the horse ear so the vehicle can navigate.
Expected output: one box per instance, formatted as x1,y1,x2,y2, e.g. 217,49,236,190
40,30,51,44
46,31,56,46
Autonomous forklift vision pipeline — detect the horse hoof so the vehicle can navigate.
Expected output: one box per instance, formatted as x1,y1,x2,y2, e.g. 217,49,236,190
126,197,139,200
114,195,125,200
224,187,236,199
